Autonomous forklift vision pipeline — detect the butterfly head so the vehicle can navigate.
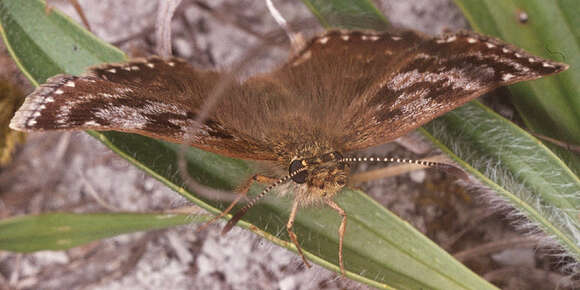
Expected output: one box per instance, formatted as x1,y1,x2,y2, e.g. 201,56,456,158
288,151,350,202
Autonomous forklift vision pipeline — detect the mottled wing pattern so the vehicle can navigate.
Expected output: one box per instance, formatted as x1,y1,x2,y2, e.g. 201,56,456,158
9,57,278,160
259,30,428,155
274,30,568,152
342,30,568,151
11,30,569,161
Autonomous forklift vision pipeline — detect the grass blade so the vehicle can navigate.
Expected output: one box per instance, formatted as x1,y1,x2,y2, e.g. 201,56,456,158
0,212,203,252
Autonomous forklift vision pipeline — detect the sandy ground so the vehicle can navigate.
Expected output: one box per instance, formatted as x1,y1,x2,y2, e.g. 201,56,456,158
0,0,577,289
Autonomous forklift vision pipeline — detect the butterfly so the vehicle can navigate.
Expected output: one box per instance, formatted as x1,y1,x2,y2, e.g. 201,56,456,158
9,29,568,275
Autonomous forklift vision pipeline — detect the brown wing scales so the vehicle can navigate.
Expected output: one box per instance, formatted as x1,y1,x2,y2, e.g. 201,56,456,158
11,30,568,161
267,30,567,152
10,57,279,160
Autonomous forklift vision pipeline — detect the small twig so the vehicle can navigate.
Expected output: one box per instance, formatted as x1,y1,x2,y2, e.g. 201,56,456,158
80,173,121,212
453,237,539,262
155,0,183,57
193,0,280,44
86,231,161,289
68,0,92,32
8,254,22,286
441,208,498,250
53,132,71,166
531,132,580,154
111,25,156,47
265,0,302,49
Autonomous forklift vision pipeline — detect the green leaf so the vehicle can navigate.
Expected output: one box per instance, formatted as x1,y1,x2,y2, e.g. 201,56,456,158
0,0,124,84
0,213,203,252
452,0,580,174
0,0,497,288
423,104,580,262
306,0,580,283
450,0,580,262
301,0,389,30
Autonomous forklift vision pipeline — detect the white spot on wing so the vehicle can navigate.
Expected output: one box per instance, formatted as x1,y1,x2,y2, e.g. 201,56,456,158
318,36,329,44
386,65,488,94
54,89,64,95
467,37,477,43
95,105,150,130
64,81,75,87
542,62,555,68
114,87,134,94
107,68,117,73
292,50,312,67
83,120,101,126
502,73,516,81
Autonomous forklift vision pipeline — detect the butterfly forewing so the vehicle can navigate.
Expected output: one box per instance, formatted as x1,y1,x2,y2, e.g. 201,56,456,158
271,30,568,152
10,57,279,160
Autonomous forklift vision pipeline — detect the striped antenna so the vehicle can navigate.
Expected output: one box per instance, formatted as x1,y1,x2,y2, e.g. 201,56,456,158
221,167,308,234
340,156,469,181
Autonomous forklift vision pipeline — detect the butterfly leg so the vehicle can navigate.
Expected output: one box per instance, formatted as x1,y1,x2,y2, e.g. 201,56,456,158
197,174,277,232
287,197,311,268
325,199,347,276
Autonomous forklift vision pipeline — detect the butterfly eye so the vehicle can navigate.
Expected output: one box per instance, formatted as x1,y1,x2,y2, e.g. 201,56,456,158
289,159,308,184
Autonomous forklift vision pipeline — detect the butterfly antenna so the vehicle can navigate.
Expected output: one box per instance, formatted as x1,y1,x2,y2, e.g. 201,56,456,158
221,167,307,234
340,156,470,181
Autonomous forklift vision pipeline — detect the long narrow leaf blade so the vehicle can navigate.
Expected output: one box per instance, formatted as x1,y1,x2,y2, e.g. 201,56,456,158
451,0,580,262
453,0,580,174
0,213,203,252
304,0,580,284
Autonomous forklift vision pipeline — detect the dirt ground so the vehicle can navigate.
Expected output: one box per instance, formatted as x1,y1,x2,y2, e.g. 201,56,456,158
0,0,577,289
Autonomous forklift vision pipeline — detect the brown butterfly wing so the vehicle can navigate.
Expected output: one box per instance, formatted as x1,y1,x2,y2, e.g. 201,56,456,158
228,30,429,159
271,30,568,152
11,30,569,162
10,56,278,160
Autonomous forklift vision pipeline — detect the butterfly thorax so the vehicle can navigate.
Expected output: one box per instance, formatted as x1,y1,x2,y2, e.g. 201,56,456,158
288,151,350,206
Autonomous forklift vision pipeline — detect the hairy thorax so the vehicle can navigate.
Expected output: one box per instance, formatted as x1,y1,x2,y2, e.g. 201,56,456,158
288,151,351,207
